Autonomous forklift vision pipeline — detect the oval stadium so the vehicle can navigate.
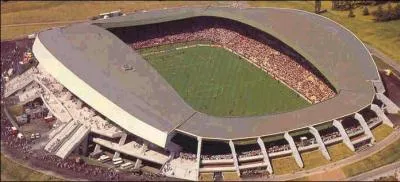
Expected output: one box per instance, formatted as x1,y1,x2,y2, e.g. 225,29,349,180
3,6,399,181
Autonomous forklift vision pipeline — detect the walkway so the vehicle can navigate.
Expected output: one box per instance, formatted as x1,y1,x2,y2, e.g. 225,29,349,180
366,44,400,73
347,161,400,181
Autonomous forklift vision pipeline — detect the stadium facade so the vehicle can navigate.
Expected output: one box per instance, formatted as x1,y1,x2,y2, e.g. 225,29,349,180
28,7,399,180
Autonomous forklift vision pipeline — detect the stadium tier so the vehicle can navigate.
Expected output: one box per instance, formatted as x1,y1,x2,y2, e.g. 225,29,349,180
24,7,399,180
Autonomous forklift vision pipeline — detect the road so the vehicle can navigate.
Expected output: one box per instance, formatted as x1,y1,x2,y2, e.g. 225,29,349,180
1,20,86,28
263,128,400,181
347,161,400,181
366,44,400,73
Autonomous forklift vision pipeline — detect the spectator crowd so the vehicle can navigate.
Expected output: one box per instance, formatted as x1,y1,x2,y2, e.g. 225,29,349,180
111,17,336,104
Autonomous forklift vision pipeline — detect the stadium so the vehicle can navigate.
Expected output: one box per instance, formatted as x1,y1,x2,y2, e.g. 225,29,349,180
5,6,398,180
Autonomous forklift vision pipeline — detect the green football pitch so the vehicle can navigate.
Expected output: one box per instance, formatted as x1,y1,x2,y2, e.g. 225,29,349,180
141,44,310,117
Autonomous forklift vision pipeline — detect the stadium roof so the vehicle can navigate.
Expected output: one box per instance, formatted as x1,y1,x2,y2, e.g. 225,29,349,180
34,7,380,144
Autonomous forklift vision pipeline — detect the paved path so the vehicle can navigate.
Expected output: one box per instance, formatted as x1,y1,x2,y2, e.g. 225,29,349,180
366,44,400,73
1,20,86,28
347,161,400,181
264,128,400,181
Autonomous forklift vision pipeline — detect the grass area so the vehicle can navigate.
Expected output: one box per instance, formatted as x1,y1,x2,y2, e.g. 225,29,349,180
0,1,224,40
371,124,394,142
7,104,23,116
327,142,354,162
270,156,301,175
341,138,400,177
248,1,400,64
0,154,62,181
222,171,241,181
270,143,353,175
142,44,310,116
199,172,214,181
2,1,399,64
301,150,330,170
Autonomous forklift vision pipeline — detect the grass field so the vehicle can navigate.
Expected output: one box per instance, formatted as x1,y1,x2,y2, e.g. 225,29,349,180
2,1,399,64
0,1,225,40
341,138,400,177
371,124,394,143
248,1,400,64
327,142,354,162
0,154,62,181
270,156,301,175
142,44,309,116
7,104,23,116
199,172,214,181
301,150,330,170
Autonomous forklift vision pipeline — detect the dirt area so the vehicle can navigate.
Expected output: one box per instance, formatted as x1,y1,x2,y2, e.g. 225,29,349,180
307,168,346,181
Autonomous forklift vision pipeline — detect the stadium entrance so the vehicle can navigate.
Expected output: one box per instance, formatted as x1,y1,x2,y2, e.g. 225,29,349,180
213,171,223,181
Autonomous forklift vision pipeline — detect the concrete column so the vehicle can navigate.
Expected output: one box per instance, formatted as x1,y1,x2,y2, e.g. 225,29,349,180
93,144,101,153
284,132,304,168
141,142,148,155
196,137,202,181
354,113,375,143
257,137,273,174
376,93,400,114
228,140,241,176
81,135,88,156
371,104,394,128
134,159,142,169
372,80,385,94
309,127,331,161
333,120,355,151
113,133,127,159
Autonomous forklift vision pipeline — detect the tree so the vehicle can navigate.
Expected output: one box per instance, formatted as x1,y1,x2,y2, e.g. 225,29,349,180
348,8,355,18
387,3,395,20
396,3,400,17
362,6,370,16
315,0,322,13
374,5,384,21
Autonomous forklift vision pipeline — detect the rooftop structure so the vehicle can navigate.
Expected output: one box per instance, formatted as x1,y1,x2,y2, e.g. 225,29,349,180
32,7,381,148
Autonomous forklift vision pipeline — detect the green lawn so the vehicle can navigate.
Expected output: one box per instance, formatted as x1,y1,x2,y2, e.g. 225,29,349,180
371,124,394,143
301,150,330,170
0,154,62,181
270,156,301,175
142,45,310,117
341,138,400,177
248,1,400,64
327,142,354,162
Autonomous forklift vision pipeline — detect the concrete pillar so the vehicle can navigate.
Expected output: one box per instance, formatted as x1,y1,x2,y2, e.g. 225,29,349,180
354,113,375,143
257,137,273,174
228,140,241,176
113,133,127,159
284,132,304,168
309,127,331,161
333,120,355,151
376,93,400,114
371,104,394,128
81,135,88,156
196,137,202,181
141,142,148,155
93,144,101,153
372,80,385,94
134,159,142,169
